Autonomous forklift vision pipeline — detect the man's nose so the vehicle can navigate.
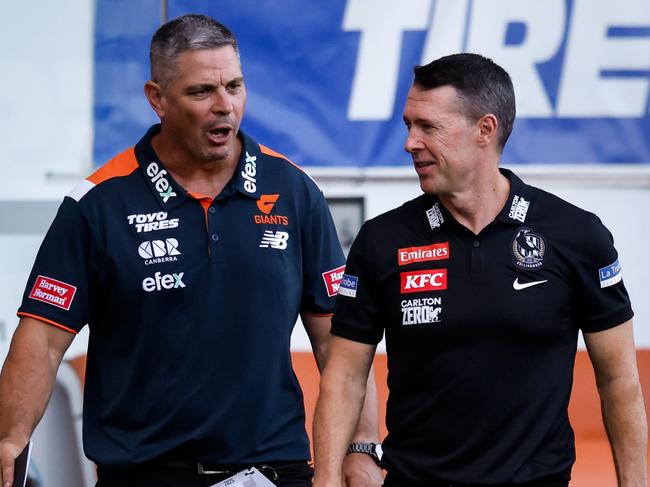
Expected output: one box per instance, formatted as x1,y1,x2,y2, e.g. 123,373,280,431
404,132,423,153
211,87,234,114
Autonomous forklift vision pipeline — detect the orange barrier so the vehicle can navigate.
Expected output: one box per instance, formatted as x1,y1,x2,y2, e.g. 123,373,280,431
68,350,650,486
294,350,650,487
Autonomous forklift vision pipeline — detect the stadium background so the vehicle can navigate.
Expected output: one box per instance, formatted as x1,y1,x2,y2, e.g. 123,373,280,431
0,0,648,485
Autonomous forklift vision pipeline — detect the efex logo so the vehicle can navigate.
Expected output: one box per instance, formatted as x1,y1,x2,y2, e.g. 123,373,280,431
142,272,185,292
254,194,289,226
400,269,447,294
146,162,177,203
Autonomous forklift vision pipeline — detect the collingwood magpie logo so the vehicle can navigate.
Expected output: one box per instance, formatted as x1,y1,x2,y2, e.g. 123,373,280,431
512,227,546,269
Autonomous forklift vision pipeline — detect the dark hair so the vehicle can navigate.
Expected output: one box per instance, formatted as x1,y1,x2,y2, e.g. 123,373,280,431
150,14,239,86
413,53,515,151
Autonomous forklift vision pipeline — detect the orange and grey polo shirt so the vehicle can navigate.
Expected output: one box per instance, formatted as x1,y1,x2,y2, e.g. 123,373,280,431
18,124,345,467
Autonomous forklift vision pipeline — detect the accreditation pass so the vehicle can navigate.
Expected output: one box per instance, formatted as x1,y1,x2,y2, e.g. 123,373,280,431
210,467,277,487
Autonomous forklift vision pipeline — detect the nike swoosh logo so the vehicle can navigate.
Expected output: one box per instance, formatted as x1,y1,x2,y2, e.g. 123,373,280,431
513,278,548,291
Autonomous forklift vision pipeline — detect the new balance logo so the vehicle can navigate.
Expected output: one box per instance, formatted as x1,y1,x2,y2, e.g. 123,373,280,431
259,231,289,249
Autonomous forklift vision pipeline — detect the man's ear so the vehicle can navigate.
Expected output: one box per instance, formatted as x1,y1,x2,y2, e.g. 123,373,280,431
477,113,498,148
144,80,165,118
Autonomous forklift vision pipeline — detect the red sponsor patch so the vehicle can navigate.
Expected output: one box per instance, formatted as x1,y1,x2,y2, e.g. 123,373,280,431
322,265,346,297
398,242,449,265
400,269,448,294
28,275,77,311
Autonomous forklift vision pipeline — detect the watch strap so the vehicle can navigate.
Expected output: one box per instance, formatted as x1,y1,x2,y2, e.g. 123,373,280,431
346,442,382,466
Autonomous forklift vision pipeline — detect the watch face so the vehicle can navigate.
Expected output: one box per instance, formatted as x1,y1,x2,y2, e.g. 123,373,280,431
375,443,383,461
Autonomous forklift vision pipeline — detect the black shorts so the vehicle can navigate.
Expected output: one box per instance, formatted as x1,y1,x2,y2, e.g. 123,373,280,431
96,461,313,487
383,472,568,487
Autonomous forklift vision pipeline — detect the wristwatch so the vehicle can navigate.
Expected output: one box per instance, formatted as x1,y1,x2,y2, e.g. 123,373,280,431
346,442,383,466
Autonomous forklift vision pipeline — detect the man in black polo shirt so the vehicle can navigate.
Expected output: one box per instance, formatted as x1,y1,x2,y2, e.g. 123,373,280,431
0,14,382,487
313,54,647,487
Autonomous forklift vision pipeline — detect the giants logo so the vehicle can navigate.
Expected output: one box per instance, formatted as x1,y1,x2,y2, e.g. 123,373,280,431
257,194,279,214
400,269,447,294
29,275,77,310
322,265,346,297
398,242,449,265
254,194,289,226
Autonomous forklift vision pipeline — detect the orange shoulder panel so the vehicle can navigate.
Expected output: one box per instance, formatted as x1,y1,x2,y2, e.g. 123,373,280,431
87,147,139,185
259,144,305,173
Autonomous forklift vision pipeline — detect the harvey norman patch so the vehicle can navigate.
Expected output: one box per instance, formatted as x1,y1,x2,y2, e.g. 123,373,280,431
29,275,77,311
398,242,449,266
338,274,359,298
599,259,622,288
322,265,345,297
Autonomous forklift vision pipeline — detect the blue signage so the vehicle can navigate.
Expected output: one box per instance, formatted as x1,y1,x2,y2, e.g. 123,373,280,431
94,0,650,167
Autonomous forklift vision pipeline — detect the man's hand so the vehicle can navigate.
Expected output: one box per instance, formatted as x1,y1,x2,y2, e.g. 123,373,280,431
343,453,384,487
0,436,25,487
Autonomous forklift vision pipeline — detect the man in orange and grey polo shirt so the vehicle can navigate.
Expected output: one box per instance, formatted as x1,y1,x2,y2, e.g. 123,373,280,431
0,14,381,487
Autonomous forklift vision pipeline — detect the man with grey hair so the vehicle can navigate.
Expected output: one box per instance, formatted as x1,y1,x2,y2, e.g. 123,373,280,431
0,14,381,487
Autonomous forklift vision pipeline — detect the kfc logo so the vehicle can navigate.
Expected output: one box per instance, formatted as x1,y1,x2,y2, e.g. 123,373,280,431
400,269,448,294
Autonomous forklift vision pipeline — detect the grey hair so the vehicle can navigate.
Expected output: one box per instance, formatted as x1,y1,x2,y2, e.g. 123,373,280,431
150,14,239,87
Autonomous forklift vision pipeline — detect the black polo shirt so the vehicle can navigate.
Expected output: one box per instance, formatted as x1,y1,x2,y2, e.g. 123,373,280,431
18,124,345,467
331,169,633,485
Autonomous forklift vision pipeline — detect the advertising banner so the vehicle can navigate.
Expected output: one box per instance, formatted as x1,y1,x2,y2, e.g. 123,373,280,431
94,0,650,167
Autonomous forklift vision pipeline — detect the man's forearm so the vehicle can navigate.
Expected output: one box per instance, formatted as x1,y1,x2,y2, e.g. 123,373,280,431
313,365,369,487
599,375,647,487
0,325,61,442
351,368,379,442
0,318,71,487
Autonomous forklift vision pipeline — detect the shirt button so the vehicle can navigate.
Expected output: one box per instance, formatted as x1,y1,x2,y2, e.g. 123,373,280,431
211,234,219,242
208,207,216,214
473,240,480,247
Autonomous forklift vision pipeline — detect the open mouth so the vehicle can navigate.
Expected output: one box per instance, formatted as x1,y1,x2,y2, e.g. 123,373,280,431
207,125,233,143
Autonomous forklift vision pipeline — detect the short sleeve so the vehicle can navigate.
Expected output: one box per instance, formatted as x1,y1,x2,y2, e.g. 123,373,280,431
331,221,385,345
300,193,346,314
17,197,96,333
574,214,633,332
